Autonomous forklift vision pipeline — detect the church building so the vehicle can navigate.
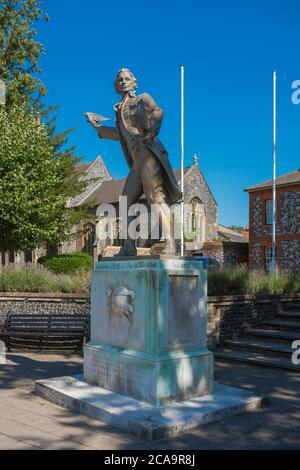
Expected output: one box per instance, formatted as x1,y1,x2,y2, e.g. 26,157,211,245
1,155,248,268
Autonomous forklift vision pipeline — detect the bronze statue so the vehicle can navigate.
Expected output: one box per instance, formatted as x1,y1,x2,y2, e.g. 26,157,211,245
86,68,182,256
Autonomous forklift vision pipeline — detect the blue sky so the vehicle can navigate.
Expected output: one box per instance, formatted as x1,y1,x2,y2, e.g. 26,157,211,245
38,0,300,227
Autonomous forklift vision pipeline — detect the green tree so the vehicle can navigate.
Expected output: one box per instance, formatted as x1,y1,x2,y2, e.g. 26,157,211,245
0,1,93,252
0,0,48,111
0,105,90,252
227,225,248,233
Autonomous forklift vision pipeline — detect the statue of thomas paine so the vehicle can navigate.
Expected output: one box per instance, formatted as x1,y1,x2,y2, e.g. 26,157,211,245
86,68,182,256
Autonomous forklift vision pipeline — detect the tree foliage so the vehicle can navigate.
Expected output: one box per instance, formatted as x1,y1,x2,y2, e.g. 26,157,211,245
0,1,92,253
0,105,90,252
0,0,49,111
227,225,248,233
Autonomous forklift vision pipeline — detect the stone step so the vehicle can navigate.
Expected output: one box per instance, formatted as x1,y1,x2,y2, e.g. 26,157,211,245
245,328,300,344
261,319,300,331
224,338,295,356
277,312,300,320
281,304,300,312
215,349,300,372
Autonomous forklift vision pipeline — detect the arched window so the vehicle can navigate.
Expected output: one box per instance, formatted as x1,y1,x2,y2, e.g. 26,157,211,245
112,219,122,246
25,251,33,264
83,223,96,256
189,197,206,244
8,251,15,264
46,244,58,257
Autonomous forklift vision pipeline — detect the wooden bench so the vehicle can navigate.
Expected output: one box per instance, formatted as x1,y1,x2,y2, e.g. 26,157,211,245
0,313,90,352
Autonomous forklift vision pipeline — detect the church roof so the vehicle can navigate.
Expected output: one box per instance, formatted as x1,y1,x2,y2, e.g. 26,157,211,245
218,224,248,243
74,161,94,175
85,167,190,205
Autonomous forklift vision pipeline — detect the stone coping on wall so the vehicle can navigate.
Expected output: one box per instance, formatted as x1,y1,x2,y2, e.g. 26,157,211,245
208,292,300,304
0,292,90,302
0,291,298,304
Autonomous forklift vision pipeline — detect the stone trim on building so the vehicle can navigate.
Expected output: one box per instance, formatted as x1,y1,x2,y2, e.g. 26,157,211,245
247,181,300,274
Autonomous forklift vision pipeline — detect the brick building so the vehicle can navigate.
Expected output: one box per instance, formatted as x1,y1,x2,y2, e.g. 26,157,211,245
245,170,300,274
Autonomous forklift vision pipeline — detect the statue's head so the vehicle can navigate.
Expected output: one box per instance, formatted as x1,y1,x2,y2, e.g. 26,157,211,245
114,68,137,96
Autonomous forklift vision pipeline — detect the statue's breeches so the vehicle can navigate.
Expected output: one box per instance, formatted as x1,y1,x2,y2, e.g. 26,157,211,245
122,142,167,207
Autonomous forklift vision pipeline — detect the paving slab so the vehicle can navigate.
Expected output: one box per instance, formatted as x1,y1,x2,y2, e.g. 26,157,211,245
35,375,263,441
0,352,300,449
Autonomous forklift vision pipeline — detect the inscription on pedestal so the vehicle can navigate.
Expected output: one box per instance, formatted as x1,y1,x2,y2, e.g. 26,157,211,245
89,352,151,398
166,274,201,350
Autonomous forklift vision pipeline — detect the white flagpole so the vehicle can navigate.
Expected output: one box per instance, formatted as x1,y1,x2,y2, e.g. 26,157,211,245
271,70,277,273
180,64,185,257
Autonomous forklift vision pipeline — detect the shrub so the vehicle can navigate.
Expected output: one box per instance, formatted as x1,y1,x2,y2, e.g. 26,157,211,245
208,265,300,296
38,252,93,275
208,265,249,296
0,266,89,293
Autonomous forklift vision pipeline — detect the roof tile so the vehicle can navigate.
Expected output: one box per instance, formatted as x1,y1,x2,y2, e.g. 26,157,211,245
245,170,300,191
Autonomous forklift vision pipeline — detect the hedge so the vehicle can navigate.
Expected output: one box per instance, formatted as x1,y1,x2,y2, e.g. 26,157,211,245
38,252,93,275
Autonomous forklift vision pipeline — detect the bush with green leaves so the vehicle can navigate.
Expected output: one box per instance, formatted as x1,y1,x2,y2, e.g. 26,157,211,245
38,252,94,275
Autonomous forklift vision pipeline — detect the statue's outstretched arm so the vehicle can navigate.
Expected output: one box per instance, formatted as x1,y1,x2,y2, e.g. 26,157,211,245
98,126,119,141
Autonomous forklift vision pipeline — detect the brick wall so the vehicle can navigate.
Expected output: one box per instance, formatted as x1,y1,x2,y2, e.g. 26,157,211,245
192,241,248,268
248,184,300,273
1,292,299,351
0,293,90,332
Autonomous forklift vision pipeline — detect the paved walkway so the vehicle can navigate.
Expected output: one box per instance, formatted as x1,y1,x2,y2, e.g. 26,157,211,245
0,352,300,449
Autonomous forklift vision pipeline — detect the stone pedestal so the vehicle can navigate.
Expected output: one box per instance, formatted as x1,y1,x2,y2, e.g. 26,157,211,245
35,255,263,440
84,257,214,406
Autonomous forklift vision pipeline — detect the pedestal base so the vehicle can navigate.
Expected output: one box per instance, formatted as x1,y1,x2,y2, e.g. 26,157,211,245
84,343,214,406
35,375,264,441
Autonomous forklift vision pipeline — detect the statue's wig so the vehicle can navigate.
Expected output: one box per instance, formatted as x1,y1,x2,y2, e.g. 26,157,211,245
114,68,138,94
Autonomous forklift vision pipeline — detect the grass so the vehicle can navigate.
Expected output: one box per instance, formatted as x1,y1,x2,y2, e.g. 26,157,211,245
0,265,90,294
0,264,299,297
208,265,300,296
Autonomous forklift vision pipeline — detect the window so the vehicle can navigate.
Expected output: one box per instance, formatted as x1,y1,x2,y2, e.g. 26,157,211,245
47,244,58,257
83,223,95,256
265,200,273,225
112,219,122,246
189,197,206,244
25,251,32,264
265,246,277,272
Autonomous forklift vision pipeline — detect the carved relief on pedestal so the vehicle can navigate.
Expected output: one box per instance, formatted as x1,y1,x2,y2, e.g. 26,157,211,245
106,287,135,325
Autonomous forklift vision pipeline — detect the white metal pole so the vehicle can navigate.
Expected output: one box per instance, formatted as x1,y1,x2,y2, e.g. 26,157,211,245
180,65,185,257
271,70,277,273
